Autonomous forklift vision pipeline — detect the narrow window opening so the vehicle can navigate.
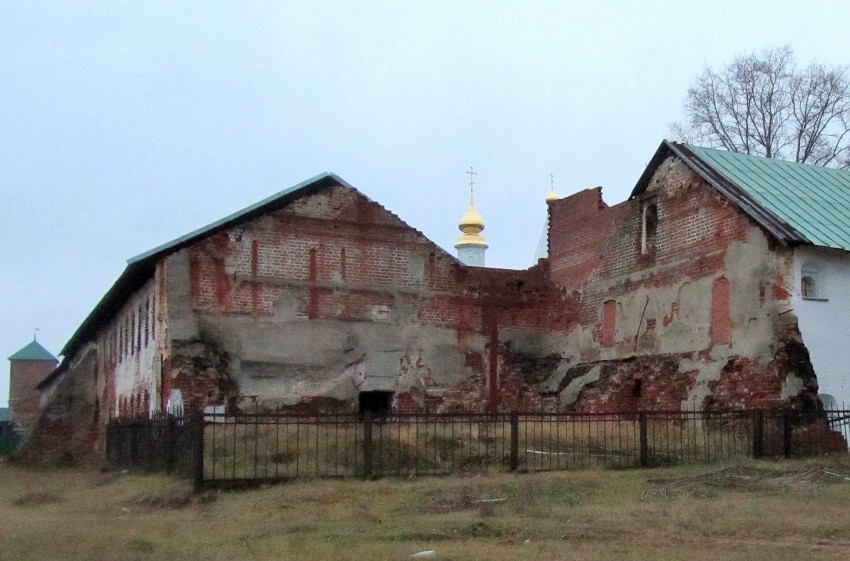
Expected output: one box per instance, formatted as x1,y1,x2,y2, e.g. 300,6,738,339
151,292,156,337
137,307,143,351
801,275,816,299
641,203,658,255
144,299,150,346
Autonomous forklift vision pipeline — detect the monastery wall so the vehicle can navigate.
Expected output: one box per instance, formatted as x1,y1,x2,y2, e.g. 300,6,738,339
547,156,818,412
162,185,580,414
20,344,100,463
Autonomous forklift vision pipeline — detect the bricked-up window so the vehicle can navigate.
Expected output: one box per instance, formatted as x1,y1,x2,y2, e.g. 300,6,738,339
641,203,658,255
308,248,319,319
710,277,732,345
602,300,617,347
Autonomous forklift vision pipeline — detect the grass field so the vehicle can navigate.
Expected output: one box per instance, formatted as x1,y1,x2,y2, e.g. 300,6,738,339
2,457,850,561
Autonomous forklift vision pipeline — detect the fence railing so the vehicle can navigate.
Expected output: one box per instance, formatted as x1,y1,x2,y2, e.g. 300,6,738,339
105,412,198,478
0,427,21,458
105,408,850,491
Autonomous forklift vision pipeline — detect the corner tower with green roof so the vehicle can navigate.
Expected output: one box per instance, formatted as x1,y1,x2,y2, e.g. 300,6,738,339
8,339,57,431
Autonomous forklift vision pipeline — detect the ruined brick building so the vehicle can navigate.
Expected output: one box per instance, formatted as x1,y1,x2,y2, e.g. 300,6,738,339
21,141,850,459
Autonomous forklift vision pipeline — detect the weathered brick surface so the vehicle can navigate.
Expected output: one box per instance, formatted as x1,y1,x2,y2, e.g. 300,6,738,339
158,186,579,416
547,156,817,412
9,358,56,429
20,347,100,464
27,157,826,463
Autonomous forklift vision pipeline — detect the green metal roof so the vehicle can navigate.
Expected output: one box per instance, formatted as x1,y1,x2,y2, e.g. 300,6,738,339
128,172,349,264
56,172,349,362
8,340,57,361
685,145,850,251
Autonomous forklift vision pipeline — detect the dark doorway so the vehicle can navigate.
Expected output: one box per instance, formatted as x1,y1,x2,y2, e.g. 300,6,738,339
359,391,392,420
632,378,643,398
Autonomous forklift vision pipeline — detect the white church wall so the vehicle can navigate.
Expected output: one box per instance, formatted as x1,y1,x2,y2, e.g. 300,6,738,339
794,245,850,408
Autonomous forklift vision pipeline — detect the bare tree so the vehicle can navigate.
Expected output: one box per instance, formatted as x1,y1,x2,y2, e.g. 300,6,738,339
671,46,850,169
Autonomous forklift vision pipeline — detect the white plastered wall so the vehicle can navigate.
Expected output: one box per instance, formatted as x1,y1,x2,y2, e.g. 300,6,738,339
112,279,161,415
794,245,850,408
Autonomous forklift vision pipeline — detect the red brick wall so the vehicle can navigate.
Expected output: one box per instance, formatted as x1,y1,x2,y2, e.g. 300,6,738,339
20,347,100,464
52,160,820,433
189,187,467,320
172,185,581,414
546,156,814,412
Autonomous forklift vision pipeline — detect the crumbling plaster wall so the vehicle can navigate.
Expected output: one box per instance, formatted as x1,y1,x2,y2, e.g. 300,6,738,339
96,265,170,419
163,185,579,414
547,156,818,412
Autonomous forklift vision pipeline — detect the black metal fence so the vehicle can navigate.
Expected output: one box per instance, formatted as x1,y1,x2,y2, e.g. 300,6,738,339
105,412,198,477
105,408,850,490
0,426,21,458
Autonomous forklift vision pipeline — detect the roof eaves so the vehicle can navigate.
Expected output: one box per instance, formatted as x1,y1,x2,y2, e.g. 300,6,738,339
633,141,808,245
59,260,155,357
630,141,673,199
128,172,341,265
61,173,346,360
35,361,66,391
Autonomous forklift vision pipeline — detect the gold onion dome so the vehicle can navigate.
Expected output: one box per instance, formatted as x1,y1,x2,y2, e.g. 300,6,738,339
456,200,487,248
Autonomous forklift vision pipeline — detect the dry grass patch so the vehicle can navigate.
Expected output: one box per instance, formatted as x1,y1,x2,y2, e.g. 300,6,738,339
12,490,62,506
3,458,850,561
642,461,850,498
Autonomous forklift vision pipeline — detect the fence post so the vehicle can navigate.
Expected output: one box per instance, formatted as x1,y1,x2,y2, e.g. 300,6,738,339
638,412,649,467
165,414,177,473
362,410,374,480
752,410,764,459
129,420,138,467
782,410,793,458
104,422,113,465
191,410,205,493
509,411,519,472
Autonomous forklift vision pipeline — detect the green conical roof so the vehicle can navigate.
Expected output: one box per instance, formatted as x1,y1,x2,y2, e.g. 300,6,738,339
8,340,57,361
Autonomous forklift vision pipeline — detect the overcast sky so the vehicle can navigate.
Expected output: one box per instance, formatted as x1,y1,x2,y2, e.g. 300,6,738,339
2,1,849,406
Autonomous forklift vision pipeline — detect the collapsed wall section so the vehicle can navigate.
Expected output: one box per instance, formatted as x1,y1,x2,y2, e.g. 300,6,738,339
163,185,581,414
547,156,819,412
